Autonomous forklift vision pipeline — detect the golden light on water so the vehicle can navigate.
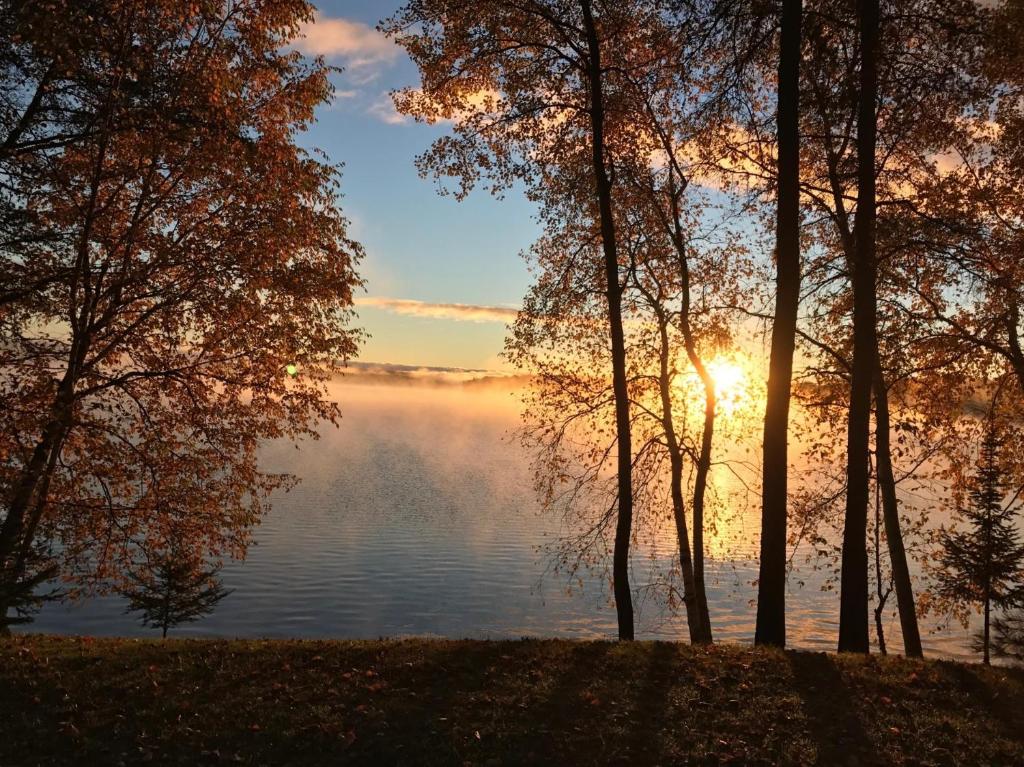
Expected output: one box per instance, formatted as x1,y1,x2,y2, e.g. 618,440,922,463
658,353,764,562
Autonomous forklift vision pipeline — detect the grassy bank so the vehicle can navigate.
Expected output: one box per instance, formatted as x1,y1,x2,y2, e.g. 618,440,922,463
1,635,1023,766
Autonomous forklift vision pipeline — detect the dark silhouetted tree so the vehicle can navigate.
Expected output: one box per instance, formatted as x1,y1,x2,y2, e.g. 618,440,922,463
386,0,710,641
756,0,802,649
935,422,1024,664
838,0,880,654
992,610,1024,663
579,0,635,640
122,551,231,638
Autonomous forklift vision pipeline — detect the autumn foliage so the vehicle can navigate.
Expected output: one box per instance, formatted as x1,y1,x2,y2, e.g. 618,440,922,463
0,0,362,628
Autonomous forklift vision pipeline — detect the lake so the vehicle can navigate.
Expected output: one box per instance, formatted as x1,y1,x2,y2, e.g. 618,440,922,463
23,374,982,660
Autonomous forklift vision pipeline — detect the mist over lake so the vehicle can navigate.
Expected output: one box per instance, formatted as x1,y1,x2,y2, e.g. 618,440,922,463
23,374,980,660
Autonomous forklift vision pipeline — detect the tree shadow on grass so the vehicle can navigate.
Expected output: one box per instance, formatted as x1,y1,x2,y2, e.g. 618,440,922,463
308,639,622,766
519,640,685,765
932,660,1024,742
788,651,870,766
496,640,615,761
621,641,681,763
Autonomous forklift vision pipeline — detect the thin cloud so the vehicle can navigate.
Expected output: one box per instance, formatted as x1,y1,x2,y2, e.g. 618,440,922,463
367,94,408,125
325,89,359,111
296,14,399,82
355,297,519,324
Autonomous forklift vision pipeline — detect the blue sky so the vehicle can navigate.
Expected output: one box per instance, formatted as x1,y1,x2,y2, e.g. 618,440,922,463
298,1,540,370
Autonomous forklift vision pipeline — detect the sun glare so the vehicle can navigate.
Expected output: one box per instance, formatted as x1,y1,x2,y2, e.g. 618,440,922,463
676,355,754,417
706,358,748,409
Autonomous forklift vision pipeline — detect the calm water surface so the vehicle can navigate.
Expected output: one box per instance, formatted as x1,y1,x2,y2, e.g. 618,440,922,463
24,377,981,660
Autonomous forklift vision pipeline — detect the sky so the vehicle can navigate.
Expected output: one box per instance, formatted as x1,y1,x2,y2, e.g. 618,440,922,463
296,1,540,371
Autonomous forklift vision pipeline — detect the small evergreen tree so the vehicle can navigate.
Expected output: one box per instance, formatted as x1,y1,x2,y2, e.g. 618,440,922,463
992,610,1024,664
121,552,232,638
935,422,1024,664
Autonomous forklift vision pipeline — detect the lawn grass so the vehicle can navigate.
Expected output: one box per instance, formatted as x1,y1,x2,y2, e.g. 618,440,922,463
1,634,1023,766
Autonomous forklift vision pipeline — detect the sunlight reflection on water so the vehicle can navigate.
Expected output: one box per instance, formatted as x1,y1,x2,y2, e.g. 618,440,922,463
25,378,981,661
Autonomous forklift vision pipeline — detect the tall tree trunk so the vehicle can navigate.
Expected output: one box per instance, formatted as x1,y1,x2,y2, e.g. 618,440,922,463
652,306,707,643
0,422,65,627
0,313,93,627
1,117,107,627
838,0,879,654
669,206,715,644
874,604,888,655
0,429,58,563
0,368,78,561
0,382,75,626
983,502,992,666
756,0,802,648
873,368,923,657
871,470,896,655
581,0,633,640
693,387,715,641
670,450,705,642
659,158,715,642
873,471,886,654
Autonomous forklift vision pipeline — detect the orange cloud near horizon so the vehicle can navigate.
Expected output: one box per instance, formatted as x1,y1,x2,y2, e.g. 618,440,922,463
354,297,520,324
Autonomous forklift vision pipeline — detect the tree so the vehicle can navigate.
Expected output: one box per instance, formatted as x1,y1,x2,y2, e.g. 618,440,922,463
386,0,703,640
579,0,636,641
508,162,750,643
618,43,754,642
755,0,802,649
121,548,231,638
0,0,363,630
389,0,769,641
791,0,990,657
836,0,880,654
992,609,1024,663
933,420,1024,664
628,174,728,645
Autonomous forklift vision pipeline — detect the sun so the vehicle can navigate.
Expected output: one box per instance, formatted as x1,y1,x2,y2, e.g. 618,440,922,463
701,357,752,416
675,353,756,418
706,358,746,400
